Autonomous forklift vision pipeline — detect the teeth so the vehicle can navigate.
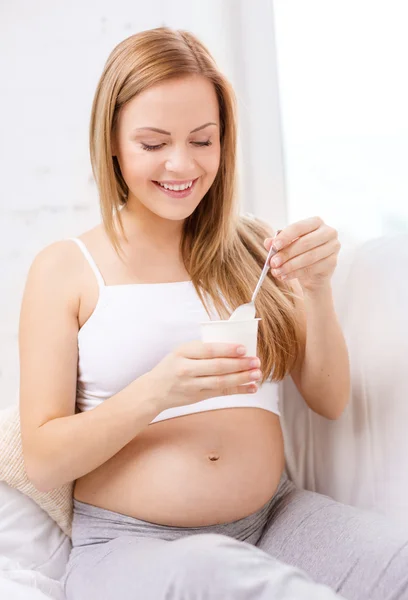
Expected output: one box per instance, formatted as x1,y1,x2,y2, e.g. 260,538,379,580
158,180,193,191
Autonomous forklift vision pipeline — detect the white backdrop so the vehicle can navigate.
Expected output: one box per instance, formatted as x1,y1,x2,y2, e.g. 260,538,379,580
0,0,286,408
274,0,408,240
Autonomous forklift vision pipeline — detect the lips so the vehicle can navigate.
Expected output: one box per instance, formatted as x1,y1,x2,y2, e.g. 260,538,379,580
152,177,199,199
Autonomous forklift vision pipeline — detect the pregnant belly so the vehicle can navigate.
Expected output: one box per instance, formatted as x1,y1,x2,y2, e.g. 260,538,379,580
74,407,285,527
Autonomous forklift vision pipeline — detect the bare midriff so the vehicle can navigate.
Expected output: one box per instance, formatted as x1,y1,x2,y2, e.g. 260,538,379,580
74,407,284,527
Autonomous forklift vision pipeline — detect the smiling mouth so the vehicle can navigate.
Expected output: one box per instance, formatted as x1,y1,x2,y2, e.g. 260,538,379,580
152,177,199,198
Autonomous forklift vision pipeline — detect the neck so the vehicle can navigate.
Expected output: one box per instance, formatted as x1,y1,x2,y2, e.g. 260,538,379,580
119,197,184,249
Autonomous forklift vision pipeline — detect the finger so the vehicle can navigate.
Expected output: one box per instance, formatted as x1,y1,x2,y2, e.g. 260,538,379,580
264,229,283,250
270,226,338,267
178,341,248,360
219,383,259,396
272,217,323,251
199,382,259,401
191,356,260,377
197,369,262,391
271,240,340,278
276,253,338,281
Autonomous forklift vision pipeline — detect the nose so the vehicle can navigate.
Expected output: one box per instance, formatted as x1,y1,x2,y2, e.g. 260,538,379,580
165,145,195,174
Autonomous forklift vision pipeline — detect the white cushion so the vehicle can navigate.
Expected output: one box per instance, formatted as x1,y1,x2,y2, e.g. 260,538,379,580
0,481,71,580
281,233,408,525
0,405,73,536
0,576,63,600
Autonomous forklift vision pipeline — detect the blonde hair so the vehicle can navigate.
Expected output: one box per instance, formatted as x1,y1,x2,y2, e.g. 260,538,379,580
89,27,302,382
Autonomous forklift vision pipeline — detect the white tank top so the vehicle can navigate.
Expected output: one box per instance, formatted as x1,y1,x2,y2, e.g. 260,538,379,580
70,238,280,423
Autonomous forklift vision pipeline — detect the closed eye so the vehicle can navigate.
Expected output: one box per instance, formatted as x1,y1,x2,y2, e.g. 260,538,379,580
141,143,165,151
141,140,213,151
192,141,212,147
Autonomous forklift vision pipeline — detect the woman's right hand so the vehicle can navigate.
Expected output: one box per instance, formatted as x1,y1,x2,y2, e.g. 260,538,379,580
143,341,262,413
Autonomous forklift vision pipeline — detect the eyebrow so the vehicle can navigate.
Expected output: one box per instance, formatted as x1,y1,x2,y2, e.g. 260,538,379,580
133,122,218,135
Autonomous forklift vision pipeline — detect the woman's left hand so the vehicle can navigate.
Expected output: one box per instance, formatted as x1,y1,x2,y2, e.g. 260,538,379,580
264,216,341,293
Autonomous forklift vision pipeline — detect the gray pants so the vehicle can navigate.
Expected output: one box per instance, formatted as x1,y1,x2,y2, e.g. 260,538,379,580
62,473,408,599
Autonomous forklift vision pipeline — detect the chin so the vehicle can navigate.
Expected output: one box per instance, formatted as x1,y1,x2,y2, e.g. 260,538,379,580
155,205,200,222
150,195,204,222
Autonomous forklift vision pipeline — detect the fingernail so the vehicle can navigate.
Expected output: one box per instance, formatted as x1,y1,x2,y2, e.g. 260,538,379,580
271,256,282,267
237,346,246,355
250,359,260,368
250,370,262,380
273,240,283,251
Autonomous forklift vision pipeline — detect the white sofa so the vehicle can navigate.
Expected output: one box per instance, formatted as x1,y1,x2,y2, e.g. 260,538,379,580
1,233,407,598
281,233,408,526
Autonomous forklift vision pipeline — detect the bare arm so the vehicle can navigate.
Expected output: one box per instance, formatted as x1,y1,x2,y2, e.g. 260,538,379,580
262,218,350,420
19,241,161,492
28,380,159,492
290,279,350,420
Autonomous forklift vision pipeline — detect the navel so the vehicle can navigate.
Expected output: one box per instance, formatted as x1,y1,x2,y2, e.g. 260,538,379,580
208,453,220,462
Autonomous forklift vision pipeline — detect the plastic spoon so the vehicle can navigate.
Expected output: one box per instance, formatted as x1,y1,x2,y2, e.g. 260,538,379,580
229,231,282,321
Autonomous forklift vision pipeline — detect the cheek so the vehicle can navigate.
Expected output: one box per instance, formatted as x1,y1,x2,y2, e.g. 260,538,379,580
202,147,221,178
119,147,159,184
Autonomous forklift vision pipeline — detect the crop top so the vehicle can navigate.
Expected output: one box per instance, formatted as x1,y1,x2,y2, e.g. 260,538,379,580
70,238,280,423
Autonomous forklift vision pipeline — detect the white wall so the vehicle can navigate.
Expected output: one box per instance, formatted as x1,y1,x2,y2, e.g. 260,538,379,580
273,0,408,241
0,0,285,408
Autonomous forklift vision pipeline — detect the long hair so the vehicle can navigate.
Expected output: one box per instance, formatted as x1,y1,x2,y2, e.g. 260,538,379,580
89,27,302,382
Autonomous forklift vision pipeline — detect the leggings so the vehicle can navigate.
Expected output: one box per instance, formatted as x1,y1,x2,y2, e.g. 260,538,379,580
62,472,408,600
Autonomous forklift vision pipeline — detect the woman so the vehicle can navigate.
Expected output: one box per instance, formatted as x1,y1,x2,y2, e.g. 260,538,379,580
19,27,408,600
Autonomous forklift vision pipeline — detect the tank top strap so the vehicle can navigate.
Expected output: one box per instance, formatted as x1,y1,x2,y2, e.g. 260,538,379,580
69,238,105,289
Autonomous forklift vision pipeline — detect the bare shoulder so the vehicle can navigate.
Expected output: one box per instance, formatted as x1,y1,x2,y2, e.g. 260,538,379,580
31,238,81,270
26,240,83,306
23,222,108,315
27,223,103,290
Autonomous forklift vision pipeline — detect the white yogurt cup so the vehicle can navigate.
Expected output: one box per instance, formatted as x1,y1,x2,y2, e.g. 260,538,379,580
200,318,261,358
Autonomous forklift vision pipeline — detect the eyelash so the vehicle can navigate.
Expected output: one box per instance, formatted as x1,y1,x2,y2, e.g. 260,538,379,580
141,141,213,151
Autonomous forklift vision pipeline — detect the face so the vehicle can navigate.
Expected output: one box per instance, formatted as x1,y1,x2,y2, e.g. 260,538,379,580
113,75,221,222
